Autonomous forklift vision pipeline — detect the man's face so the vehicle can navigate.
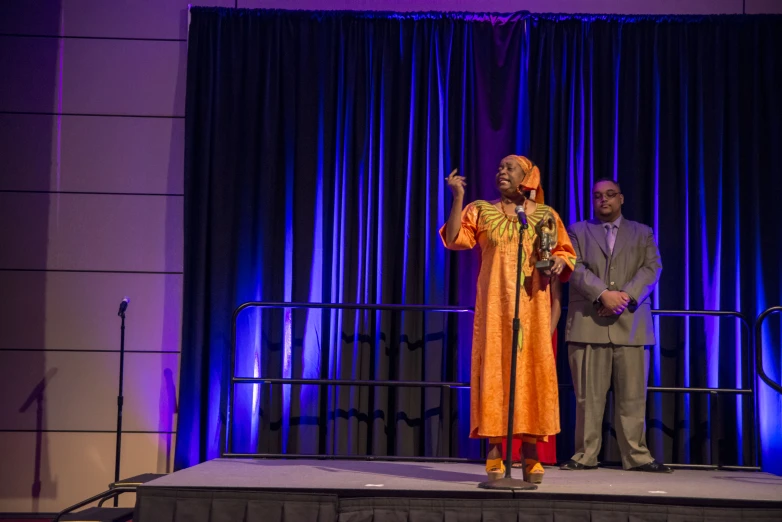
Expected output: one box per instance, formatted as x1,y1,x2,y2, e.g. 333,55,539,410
592,180,623,221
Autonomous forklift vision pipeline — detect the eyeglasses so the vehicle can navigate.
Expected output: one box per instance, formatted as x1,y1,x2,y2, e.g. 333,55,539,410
593,191,621,201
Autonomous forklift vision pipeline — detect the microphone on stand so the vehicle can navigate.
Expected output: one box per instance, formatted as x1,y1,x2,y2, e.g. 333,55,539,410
114,295,131,502
515,205,528,230
117,297,130,316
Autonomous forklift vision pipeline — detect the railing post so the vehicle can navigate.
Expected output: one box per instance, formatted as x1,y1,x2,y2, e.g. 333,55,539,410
709,390,721,468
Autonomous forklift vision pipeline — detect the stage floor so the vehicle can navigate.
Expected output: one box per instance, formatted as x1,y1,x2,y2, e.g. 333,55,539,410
135,459,782,521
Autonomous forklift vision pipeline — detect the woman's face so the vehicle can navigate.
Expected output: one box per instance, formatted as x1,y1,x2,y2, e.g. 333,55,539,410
496,156,525,197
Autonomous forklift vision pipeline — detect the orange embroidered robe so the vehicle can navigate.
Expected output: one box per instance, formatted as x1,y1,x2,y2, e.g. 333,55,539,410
440,201,576,438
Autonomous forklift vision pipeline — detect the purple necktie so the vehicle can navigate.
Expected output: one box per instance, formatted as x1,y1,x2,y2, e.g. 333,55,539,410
605,223,616,254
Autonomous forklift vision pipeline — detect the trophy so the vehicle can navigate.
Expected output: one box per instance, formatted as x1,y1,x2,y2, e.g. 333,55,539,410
535,212,558,273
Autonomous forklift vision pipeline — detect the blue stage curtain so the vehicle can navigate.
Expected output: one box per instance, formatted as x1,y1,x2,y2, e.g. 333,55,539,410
526,14,782,472
177,8,782,474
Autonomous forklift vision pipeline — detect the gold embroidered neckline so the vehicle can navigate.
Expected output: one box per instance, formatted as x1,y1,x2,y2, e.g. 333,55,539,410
492,201,549,225
473,200,552,245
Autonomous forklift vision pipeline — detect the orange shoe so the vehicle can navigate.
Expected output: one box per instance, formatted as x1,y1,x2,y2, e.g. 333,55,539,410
485,458,505,481
522,458,545,484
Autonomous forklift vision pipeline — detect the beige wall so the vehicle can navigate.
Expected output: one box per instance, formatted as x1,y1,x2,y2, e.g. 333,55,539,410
0,0,230,513
1,0,780,515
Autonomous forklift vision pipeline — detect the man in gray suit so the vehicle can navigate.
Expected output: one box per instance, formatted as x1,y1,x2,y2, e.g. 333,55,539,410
562,179,672,473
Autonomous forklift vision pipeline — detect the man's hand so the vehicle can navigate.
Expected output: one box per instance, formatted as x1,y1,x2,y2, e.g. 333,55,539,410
597,304,627,316
599,290,629,316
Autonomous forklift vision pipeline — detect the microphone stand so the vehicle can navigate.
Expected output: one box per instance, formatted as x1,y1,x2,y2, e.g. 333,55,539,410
478,214,537,491
113,306,127,505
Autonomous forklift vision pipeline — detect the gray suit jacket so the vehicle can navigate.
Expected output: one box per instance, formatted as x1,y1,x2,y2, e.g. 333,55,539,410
565,217,662,346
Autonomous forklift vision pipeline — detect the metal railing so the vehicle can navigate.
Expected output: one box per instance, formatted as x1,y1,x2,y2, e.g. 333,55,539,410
753,305,782,472
645,310,756,470
223,302,765,470
754,306,782,395
225,302,475,461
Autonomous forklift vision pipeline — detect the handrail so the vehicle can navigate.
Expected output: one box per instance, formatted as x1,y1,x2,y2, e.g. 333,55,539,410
226,302,475,456
229,306,753,393
52,486,136,521
225,302,757,469
232,301,475,315
232,377,752,396
754,306,782,395
652,309,747,319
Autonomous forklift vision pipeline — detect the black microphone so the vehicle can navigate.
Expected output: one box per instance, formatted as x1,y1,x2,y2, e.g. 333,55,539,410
117,297,130,316
515,205,528,230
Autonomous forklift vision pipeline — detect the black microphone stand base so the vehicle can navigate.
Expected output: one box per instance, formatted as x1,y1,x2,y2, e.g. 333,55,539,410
477,477,538,491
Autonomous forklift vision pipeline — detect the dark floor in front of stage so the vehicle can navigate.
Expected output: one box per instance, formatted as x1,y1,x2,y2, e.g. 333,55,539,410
142,458,782,505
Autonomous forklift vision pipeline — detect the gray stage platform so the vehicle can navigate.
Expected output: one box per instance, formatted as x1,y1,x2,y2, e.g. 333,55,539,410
134,458,782,521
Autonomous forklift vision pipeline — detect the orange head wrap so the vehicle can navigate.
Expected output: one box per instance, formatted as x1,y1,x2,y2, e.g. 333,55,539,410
509,155,544,204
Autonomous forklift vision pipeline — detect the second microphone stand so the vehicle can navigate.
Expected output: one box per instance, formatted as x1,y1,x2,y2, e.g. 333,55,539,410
113,302,128,505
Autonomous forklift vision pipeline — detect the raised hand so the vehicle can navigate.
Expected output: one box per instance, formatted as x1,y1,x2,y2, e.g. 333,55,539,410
445,168,466,199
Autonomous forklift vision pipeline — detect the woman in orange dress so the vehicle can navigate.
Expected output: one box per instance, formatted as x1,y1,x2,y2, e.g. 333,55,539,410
440,155,576,484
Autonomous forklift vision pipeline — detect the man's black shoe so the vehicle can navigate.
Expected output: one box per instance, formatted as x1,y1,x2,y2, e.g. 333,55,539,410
559,459,598,470
629,461,673,473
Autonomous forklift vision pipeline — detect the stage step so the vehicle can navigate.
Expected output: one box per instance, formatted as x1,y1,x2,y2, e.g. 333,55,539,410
58,507,133,521
112,473,166,487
